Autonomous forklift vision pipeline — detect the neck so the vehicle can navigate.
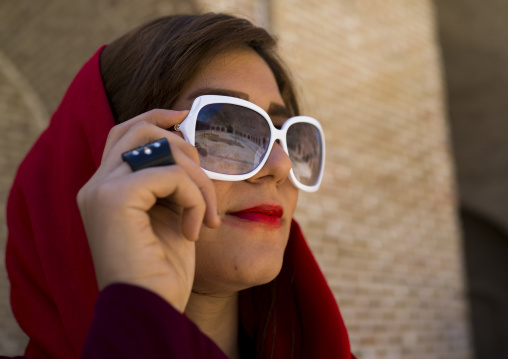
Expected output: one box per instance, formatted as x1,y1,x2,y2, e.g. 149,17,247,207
185,290,240,359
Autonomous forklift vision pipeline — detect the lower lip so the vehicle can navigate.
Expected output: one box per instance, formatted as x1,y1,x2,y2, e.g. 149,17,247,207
228,212,282,228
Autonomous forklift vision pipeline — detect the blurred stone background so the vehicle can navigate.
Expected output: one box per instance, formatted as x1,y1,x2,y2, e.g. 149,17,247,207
435,1,508,358
0,0,506,358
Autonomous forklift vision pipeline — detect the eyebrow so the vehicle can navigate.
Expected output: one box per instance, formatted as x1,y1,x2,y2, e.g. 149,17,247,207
267,102,292,119
186,87,291,119
186,88,249,101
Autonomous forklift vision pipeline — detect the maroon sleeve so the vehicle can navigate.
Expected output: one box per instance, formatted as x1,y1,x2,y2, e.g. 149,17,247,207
81,283,228,359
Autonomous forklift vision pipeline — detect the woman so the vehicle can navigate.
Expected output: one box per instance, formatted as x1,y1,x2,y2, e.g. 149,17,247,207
5,13,354,358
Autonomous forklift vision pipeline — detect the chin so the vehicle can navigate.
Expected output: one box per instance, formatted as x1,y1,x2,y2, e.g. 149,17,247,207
193,237,287,294
234,251,284,288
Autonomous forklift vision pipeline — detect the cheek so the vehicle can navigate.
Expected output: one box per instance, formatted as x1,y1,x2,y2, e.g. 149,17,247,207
283,183,299,217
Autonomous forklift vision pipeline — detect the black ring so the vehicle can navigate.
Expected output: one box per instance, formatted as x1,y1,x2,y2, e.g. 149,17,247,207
122,138,175,172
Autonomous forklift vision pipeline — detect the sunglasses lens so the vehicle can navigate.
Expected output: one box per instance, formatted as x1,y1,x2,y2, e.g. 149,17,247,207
195,103,271,175
287,123,323,186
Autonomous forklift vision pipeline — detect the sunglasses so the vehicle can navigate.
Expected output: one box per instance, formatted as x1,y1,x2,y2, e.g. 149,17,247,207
174,95,325,192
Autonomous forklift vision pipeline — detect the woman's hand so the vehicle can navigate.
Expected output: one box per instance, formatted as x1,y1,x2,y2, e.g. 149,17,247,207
77,109,220,312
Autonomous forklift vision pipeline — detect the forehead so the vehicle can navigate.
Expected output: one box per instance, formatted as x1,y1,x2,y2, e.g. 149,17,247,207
175,48,285,112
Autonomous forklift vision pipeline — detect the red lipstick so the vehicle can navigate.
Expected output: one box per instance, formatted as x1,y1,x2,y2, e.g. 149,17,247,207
228,205,283,227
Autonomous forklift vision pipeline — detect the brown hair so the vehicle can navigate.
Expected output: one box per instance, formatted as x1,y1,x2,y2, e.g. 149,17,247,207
100,13,300,124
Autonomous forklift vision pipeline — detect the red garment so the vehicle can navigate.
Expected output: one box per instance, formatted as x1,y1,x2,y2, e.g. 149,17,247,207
6,47,353,358
83,283,229,358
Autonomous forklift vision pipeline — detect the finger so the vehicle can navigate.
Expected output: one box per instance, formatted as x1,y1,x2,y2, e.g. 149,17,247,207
125,166,207,241
100,122,193,173
144,153,220,230
103,109,189,161
102,121,220,228
98,110,220,228
157,146,220,229
97,145,219,234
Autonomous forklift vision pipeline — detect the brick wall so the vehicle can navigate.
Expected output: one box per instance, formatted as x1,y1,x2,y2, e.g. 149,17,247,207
0,1,472,358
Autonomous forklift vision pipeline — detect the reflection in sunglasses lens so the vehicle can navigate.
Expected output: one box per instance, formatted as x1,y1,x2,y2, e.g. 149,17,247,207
195,104,271,175
287,123,322,186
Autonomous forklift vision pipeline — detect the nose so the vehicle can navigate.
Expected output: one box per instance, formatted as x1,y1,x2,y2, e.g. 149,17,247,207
246,141,293,187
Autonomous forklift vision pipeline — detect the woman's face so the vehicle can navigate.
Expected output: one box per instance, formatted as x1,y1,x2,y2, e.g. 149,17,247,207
172,48,299,294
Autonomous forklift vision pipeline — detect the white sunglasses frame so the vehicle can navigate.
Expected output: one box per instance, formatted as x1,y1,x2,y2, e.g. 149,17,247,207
176,95,325,192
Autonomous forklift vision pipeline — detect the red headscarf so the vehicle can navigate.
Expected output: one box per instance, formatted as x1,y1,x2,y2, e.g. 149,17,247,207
6,47,352,359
